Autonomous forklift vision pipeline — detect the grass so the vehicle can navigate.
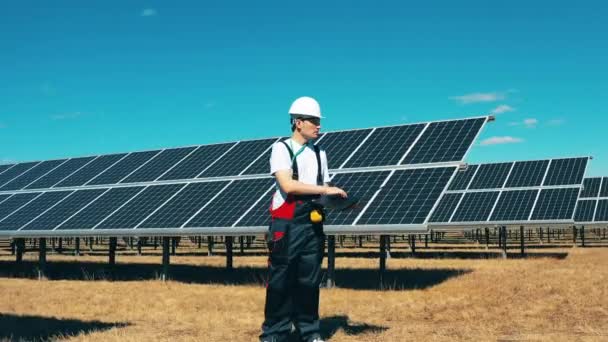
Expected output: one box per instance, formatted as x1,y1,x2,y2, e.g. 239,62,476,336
0,241,607,341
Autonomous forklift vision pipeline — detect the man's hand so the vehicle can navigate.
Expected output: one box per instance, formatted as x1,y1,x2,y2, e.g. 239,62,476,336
324,186,347,198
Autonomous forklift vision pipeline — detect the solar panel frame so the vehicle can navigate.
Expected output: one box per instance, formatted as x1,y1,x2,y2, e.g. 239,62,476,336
0,115,492,237
447,165,479,191
0,191,73,231
198,138,279,178
580,177,602,198
0,159,69,191
529,188,580,221
428,193,463,223
467,162,513,190
86,150,162,186
25,156,97,190
489,189,539,222
594,199,608,223
542,157,588,186
54,153,128,188
600,177,608,198
574,199,597,223
504,160,550,188
450,191,500,223
158,142,237,181
121,147,198,184
0,162,41,188
0,164,15,176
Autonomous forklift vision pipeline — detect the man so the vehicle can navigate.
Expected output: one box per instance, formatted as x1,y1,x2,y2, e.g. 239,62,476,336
260,96,347,342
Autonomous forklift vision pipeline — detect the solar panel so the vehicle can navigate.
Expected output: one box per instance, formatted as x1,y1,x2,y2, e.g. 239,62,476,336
324,171,391,226
199,139,277,178
450,191,499,222
0,193,41,221
25,156,96,190
0,159,68,191
402,118,486,164
185,178,274,228
356,167,456,225
55,154,127,188
343,124,425,168
468,163,512,189
0,164,14,175
489,190,538,222
574,200,597,223
138,181,230,229
0,194,11,206
600,177,608,197
232,187,274,228
240,137,291,175
158,143,236,181
594,199,608,222
56,187,144,230
428,193,463,223
0,191,73,231
504,160,549,188
543,158,588,186
0,162,40,188
87,150,161,186
530,188,579,221
316,129,372,169
121,147,197,183
20,189,107,231
95,184,185,229
447,165,478,190
580,178,602,198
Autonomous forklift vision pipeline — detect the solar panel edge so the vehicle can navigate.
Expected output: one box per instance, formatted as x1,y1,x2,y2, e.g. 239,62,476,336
1,159,67,191
0,162,41,188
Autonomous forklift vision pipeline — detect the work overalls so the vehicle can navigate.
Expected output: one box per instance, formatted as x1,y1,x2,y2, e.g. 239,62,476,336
260,141,326,342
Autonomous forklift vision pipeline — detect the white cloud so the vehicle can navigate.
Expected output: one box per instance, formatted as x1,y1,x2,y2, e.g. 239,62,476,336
51,112,83,120
509,118,538,128
480,136,524,146
548,119,565,126
523,118,538,128
449,92,505,104
0,158,16,164
490,104,515,115
141,8,157,17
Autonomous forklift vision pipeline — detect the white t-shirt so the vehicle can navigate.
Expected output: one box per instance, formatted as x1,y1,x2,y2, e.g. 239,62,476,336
270,138,330,210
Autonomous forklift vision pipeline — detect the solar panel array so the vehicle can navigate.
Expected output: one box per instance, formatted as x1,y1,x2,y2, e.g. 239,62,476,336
574,177,608,224
428,157,590,226
0,116,491,237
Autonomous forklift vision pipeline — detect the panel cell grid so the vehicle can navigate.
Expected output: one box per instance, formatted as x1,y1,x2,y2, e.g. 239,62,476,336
428,193,463,223
542,158,587,186
595,199,608,222
241,137,289,175
316,129,372,169
95,184,185,229
451,191,499,222
402,118,485,164
185,178,274,228
601,178,608,198
447,165,478,190
324,171,391,226
0,194,11,206
121,147,197,183
0,164,14,175
344,124,425,168
468,163,512,189
26,157,96,190
580,178,602,198
0,193,41,222
530,188,579,220
88,150,161,186
139,181,230,228
0,162,40,188
574,200,597,223
1,159,67,191
199,139,277,178
21,189,107,231
504,160,549,188
490,190,538,222
356,167,456,225
0,191,73,231
55,154,127,188
231,185,276,228
159,143,236,181
56,187,144,230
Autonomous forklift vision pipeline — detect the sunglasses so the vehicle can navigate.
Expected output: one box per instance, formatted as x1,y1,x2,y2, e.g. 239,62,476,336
299,117,321,126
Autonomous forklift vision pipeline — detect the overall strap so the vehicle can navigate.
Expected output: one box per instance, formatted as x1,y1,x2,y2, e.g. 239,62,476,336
313,145,323,185
280,141,299,180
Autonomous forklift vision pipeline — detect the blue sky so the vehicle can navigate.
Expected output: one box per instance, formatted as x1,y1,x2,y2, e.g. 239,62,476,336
1,1,607,176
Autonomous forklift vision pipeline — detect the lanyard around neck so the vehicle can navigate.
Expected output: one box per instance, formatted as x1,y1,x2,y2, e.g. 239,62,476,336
289,139,308,165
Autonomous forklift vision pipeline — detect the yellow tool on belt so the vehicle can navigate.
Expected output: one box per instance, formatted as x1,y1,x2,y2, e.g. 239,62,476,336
310,209,324,223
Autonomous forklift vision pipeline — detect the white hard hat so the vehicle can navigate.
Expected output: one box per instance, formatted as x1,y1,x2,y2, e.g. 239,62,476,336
288,96,323,119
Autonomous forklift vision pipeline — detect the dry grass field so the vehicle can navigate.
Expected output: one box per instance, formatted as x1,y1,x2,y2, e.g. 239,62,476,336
0,240,607,341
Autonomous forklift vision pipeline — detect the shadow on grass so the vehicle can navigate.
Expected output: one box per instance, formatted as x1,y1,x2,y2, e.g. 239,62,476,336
334,250,569,260
0,313,129,341
287,315,388,341
0,260,469,291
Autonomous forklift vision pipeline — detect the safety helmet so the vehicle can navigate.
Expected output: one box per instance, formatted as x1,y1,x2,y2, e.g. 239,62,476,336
288,96,323,119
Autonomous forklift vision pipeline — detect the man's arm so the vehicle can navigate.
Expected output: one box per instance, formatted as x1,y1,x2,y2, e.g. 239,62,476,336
274,170,347,197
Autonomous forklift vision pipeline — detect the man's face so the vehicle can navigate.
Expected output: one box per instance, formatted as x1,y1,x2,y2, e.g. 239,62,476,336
296,117,321,140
